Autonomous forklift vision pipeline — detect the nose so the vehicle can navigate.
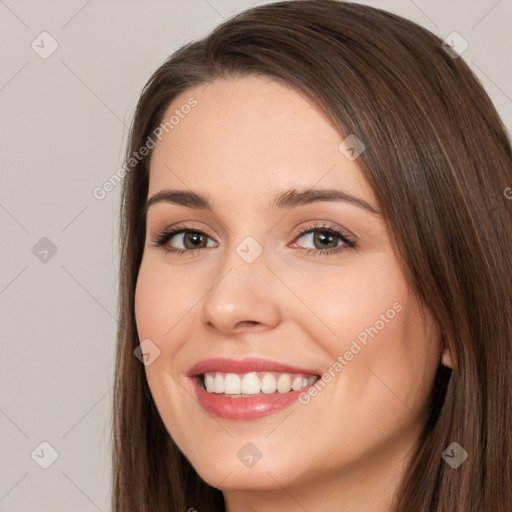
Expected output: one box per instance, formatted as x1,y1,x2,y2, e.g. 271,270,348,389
200,248,282,336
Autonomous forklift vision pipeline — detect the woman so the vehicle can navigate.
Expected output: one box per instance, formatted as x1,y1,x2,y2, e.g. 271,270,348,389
112,1,512,511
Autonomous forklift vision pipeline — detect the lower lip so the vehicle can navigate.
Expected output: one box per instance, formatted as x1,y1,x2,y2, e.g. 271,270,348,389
191,376,315,420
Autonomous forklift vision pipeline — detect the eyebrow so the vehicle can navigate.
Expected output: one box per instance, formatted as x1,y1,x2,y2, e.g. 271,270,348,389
141,187,380,217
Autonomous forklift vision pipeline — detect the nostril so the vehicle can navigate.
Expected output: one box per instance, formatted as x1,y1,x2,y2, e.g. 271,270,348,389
235,321,263,330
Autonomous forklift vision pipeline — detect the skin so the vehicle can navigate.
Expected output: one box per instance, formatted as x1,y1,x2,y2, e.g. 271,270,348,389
134,75,453,512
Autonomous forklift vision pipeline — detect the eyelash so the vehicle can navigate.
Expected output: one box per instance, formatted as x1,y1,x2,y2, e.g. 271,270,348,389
150,221,357,257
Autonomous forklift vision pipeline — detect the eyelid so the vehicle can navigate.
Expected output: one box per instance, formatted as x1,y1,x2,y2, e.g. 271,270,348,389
291,219,357,241
153,220,355,241
155,221,218,240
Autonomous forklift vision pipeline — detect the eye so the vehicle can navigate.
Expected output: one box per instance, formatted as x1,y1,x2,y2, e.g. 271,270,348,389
150,221,357,257
290,222,356,256
151,225,217,255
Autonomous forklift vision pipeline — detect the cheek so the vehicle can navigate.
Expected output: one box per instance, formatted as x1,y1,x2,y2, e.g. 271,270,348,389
134,256,197,340
133,258,200,449
292,255,441,414
285,255,411,357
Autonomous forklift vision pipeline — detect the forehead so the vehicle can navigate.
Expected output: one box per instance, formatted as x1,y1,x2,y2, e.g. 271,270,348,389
148,75,376,209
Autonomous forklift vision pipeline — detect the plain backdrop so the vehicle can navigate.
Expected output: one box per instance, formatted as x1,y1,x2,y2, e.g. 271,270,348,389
0,0,511,510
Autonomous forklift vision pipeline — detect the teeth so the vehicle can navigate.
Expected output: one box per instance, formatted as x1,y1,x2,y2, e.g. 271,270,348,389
291,375,303,391
224,373,241,394
204,373,215,392
241,373,260,394
214,373,224,393
261,373,277,394
202,371,318,395
276,373,291,393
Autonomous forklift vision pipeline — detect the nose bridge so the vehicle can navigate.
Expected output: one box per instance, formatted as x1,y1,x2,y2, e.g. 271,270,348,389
200,233,281,333
217,217,270,279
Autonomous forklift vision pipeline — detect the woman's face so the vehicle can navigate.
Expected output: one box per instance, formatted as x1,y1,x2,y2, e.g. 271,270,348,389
135,75,448,505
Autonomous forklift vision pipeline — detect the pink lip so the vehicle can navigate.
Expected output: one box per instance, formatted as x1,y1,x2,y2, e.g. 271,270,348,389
187,357,320,377
187,357,321,421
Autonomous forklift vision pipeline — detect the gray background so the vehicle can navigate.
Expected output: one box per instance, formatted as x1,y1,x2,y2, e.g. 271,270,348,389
0,0,510,510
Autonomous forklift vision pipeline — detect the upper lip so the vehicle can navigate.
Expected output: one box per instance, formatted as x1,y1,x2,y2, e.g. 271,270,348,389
187,357,321,377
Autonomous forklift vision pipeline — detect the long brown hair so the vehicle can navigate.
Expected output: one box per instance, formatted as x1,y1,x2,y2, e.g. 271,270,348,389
112,1,512,510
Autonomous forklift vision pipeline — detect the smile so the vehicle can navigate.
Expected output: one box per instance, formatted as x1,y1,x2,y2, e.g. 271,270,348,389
188,358,321,420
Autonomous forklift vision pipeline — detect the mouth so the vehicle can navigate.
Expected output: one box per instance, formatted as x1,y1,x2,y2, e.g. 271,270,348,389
187,358,321,420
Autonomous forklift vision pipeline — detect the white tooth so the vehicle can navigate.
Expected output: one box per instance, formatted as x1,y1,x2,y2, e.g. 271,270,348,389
224,373,241,394
291,375,303,391
277,373,292,393
261,373,277,394
241,373,261,395
204,373,215,392
214,373,224,393
205,372,316,394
